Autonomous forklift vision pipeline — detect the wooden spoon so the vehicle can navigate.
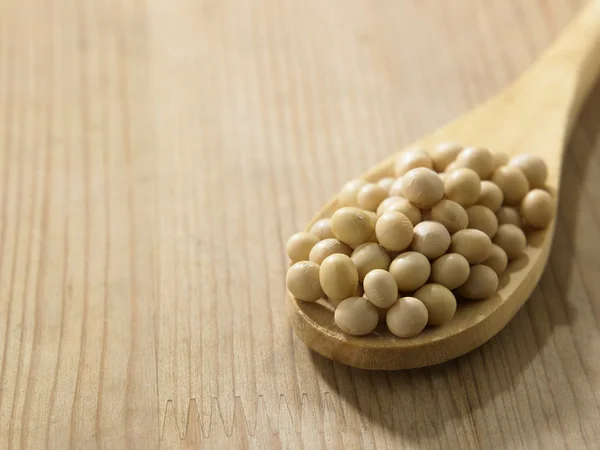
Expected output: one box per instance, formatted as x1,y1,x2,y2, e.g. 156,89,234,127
287,1,600,370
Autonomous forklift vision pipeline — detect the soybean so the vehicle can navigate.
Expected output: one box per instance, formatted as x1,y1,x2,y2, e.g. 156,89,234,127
414,283,457,326
319,254,359,302
509,154,548,189
286,261,324,302
454,147,494,179
431,253,470,290
386,297,429,338
389,251,431,292
334,297,379,336
520,189,555,228
377,177,396,193
310,219,335,240
357,183,388,212
402,167,445,209
331,206,375,248
451,229,492,264
482,244,508,276
430,199,468,234
286,232,320,262
363,269,398,309
351,242,391,281
444,168,481,206
411,221,451,260
458,264,499,300
477,181,503,212
338,179,367,207
309,238,352,264
384,197,422,226
432,142,462,172
491,166,529,205
466,205,498,238
388,177,406,197
376,211,414,252
395,148,433,176
496,206,522,228
493,224,526,259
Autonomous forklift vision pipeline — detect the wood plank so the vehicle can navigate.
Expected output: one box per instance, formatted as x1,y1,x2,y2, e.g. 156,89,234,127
0,0,598,448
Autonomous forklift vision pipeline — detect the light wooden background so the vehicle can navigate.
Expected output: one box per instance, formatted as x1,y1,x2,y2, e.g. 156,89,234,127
1,0,600,448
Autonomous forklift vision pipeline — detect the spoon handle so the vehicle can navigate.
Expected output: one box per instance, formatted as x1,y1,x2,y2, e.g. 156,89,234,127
515,0,600,134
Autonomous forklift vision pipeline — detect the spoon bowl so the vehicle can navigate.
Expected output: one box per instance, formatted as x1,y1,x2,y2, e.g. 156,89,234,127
288,1,600,370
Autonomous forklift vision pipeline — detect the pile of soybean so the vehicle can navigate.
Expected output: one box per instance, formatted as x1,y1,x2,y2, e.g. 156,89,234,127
286,144,555,338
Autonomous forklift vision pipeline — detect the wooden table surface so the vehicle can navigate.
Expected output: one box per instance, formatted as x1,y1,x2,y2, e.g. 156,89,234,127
2,0,600,448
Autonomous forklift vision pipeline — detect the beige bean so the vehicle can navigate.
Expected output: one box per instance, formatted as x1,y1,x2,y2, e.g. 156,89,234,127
482,244,508,276
491,166,530,205
286,261,324,302
431,253,470,290
388,177,406,197
430,199,468,234
309,238,353,264
286,232,320,262
376,211,414,252
496,206,522,228
357,183,389,212
389,251,431,292
310,218,335,240
444,161,458,173
466,205,498,238
444,168,481,206
432,142,463,172
383,197,422,226
414,283,457,326
411,221,451,260
365,210,378,225
451,229,492,264
351,242,391,281
363,269,398,308
402,168,445,209
386,297,428,338
520,189,555,228
395,148,433,176
457,264,499,300
509,154,548,189
477,180,504,212
331,206,376,248
377,177,396,193
334,297,379,336
338,179,367,207
319,254,359,302
493,224,526,259
377,195,403,216
327,283,364,308
454,147,494,179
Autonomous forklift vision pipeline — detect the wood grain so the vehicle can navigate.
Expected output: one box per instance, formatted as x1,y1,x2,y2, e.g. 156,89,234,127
1,0,599,448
